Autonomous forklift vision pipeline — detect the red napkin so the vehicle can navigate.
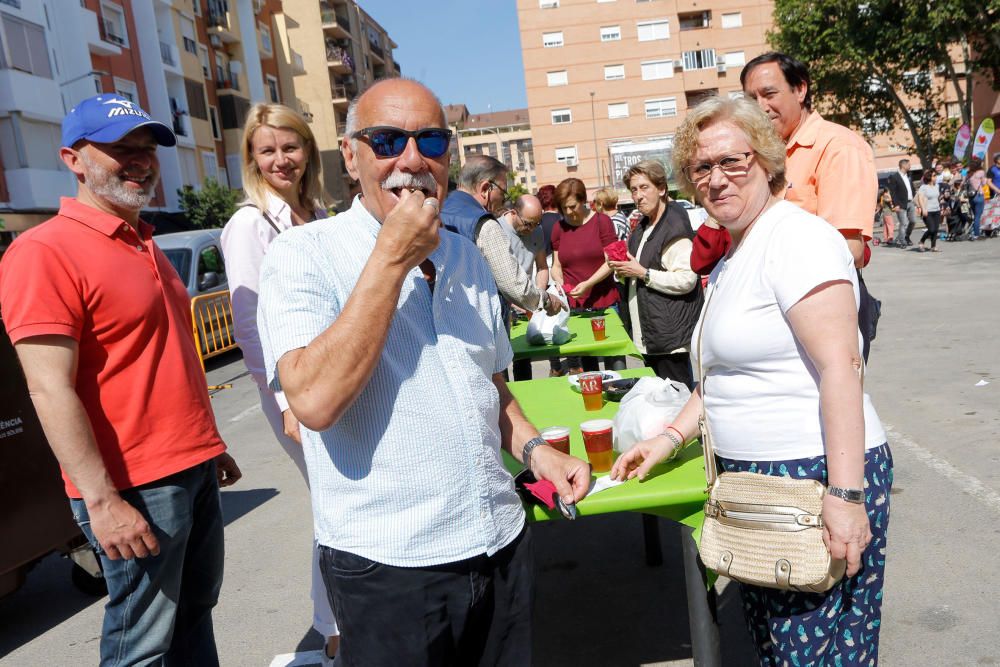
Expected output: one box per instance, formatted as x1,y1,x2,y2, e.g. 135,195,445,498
604,240,629,262
523,479,558,510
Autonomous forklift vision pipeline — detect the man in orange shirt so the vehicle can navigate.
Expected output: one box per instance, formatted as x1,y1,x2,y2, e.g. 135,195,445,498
0,95,240,666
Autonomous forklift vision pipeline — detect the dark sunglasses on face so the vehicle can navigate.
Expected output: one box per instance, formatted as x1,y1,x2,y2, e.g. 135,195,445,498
350,126,452,158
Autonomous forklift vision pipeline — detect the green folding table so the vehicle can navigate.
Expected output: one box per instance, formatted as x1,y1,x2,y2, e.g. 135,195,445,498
505,368,721,665
509,308,642,361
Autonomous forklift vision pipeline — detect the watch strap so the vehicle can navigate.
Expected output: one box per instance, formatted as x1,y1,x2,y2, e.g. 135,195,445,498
521,436,548,472
827,486,865,504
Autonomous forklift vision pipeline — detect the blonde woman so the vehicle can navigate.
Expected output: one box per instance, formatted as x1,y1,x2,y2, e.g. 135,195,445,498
220,103,339,664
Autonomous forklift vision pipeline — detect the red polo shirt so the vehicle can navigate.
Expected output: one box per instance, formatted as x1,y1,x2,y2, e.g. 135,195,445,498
0,198,226,498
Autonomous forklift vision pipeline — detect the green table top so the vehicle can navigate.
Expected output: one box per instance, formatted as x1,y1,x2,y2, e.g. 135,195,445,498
505,368,708,532
509,308,642,361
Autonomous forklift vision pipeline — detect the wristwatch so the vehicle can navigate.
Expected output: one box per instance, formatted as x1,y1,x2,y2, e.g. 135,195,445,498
643,268,651,285
521,436,548,472
826,486,865,504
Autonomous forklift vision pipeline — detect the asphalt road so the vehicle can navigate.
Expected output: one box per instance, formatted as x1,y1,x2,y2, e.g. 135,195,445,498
1,234,998,666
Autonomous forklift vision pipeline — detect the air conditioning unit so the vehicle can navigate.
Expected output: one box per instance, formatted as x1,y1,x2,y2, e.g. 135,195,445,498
673,60,684,70
717,61,727,74
229,60,243,74
209,34,222,48
565,157,578,167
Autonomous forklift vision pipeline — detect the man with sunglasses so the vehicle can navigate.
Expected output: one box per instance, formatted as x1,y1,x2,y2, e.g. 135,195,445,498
441,156,565,326
256,79,591,666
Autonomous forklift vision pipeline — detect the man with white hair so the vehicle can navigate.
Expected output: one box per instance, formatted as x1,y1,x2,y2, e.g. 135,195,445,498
257,78,591,665
0,95,241,665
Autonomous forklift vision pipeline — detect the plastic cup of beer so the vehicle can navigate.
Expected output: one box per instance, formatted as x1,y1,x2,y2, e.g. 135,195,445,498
580,419,614,473
590,316,607,341
539,426,571,455
578,372,604,411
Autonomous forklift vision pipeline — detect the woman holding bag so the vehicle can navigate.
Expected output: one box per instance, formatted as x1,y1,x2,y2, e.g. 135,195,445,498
221,104,341,665
611,96,892,665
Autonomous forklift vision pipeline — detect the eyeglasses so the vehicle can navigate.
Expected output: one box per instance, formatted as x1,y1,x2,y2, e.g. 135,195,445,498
350,126,452,159
488,180,510,202
683,152,755,184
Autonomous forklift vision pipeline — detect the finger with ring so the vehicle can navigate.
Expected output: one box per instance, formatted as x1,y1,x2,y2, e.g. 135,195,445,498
423,197,440,211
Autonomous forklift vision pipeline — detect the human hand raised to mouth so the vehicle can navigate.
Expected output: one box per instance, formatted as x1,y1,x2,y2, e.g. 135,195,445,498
375,187,441,271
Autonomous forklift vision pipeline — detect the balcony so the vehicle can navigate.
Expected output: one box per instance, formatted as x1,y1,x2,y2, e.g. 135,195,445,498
215,76,241,93
326,43,354,74
320,8,351,40
5,168,77,210
290,49,306,76
207,0,239,44
80,6,120,56
368,42,384,64
331,84,348,109
0,69,62,120
336,122,347,137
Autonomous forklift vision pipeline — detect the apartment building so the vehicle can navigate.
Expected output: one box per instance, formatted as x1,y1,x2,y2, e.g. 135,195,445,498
518,0,773,199
0,0,303,239
448,106,537,191
282,0,400,205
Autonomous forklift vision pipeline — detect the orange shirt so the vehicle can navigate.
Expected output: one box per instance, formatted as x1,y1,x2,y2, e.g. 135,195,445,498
0,198,226,498
784,111,878,240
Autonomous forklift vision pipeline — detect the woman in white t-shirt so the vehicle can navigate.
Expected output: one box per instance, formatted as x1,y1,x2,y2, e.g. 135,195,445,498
916,170,943,252
611,96,893,664
220,104,340,664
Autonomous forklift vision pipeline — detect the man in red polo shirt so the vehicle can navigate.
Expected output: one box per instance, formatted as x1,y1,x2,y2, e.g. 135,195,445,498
0,95,240,666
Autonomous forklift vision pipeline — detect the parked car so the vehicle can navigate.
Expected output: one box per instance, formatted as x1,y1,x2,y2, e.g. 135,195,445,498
154,230,234,357
154,229,229,297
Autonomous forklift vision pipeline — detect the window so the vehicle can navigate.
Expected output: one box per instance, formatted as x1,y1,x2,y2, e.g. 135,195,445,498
201,151,218,183
725,51,746,67
208,105,222,140
184,78,208,120
547,70,568,86
721,12,742,29
180,15,196,54
258,21,272,56
551,108,572,124
644,97,676,119
637,19,669,41
266,75,280,103
641,59,673,80
542,31,563,48
678,11,710,30
608,102,629,119
102,2,128,48
555,146,578,165
946,102,961,119
196,245,226,292
539,0,559,7
604,64,625,80
199,45,210,78
600,25,621,42
683,48,716,70
113,77,137,102
1,14,53,78
192,0,201,16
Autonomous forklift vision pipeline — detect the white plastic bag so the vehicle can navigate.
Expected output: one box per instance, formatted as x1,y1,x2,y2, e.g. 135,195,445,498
612,377,691,452
526,286,570,345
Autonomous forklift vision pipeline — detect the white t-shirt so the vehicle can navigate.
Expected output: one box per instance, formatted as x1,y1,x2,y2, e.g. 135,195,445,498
692,201,886,461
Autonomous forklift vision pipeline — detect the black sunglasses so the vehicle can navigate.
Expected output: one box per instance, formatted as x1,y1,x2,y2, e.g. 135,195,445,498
351,126,452,159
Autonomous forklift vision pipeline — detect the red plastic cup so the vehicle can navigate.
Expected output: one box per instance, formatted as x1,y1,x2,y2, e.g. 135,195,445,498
580,418,614,473
540,426,571,455
578,372,604,411
590,316,607,341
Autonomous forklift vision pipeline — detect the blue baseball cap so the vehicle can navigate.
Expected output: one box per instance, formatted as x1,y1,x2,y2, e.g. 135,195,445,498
62,94,176,148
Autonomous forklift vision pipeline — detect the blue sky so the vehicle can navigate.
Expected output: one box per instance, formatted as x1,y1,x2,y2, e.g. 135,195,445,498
359,0,528,113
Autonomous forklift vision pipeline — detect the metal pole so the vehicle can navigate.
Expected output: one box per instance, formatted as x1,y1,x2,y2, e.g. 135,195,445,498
681,526,721,666
590,91,602,188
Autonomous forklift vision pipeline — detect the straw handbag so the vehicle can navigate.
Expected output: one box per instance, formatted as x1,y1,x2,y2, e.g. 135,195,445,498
695,276,846,593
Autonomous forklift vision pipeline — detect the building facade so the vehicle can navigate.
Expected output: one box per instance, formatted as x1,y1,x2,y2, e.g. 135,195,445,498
282,0,400,206
0,0,305,241
450,107,537,191
518,0,773,200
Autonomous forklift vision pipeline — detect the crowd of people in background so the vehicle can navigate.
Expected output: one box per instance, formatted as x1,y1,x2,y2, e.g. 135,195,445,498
878,154,1000,250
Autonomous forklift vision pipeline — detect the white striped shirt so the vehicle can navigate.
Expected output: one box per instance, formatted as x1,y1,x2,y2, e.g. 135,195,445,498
257,197,524,567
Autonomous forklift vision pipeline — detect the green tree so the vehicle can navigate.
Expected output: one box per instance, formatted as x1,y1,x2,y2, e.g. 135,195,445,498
507,171,529,203
769,0,996,167
177,179,239,229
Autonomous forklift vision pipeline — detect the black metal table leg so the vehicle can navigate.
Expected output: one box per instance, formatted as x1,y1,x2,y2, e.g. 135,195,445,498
681,525,721,666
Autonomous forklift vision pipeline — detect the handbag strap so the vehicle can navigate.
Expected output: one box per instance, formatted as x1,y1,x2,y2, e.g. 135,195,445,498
696,264,868,490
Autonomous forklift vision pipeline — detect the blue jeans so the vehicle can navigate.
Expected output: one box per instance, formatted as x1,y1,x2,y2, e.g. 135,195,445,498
972,194,985,237
71,460,224,667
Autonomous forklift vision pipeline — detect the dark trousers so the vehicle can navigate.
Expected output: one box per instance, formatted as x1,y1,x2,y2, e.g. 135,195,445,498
919,211,942,248
643,352,694,390
320,527,535,667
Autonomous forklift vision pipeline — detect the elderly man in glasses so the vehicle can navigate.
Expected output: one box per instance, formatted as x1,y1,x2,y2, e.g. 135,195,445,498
441,156,564,327
256,78,590,665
